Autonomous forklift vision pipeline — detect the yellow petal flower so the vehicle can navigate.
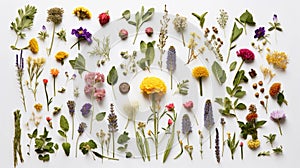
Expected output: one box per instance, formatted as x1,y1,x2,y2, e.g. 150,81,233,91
140,77,167,95
29,38,39,54
192,66,209,78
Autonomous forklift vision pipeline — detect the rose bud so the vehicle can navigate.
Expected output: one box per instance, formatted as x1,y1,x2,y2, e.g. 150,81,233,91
119,29,128,40
98,11,110,26
145,27,153,37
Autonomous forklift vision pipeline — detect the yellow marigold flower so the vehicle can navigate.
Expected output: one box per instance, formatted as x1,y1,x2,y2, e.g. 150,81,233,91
140,77,167,95
266,50,288,70
192,66,209,78
34,103,43,112
247,139,260,149
269,82,281,97
55,51,69,65
50,68,59,77
73,6,92,20
29,38,39,54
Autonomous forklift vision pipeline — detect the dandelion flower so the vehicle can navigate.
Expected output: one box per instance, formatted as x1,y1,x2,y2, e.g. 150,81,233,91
192,66,209,96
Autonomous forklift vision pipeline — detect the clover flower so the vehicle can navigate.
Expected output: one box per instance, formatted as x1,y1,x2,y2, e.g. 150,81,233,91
266,50,288,70
80,103,92,117
94,88,106,102
173,14,187,46
270,110,286,135
29,38,39,54
55,51,68,65
192,66,209,96
236,48,255,61
73,6,92,20
71,27,92,50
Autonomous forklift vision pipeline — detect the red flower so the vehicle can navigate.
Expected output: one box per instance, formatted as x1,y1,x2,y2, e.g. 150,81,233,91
240,141,244,147
145,27,153,36
43,79,48,84
166,103,175,111
98,11,110,26
46,116,52,122
168,119,173,126
236,48,255,61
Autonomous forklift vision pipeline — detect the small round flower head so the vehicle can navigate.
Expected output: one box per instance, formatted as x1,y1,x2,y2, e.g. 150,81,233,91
166,103,175,112
119,29,128,40
47,7,64,24
43,79,48,85
247,139,260,149
50,68,59,77
269,82,281,97
29,38,39,54
270,110,286,121
168,119,173,126
166,46,176,73
80,103,92,117
55,51,69,63
236,48,255,61
145,27,154,36
140,77,167,95
34,103,43,112
192,66,209,78
173,14,187,32
266,50,288,70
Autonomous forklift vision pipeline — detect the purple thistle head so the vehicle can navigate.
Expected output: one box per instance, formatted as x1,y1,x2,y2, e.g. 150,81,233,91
80,103,92,117
67,100,76,117
78,122,87,135
273,14,278,23
254,27,265,39
71,27,92,43
204,99,215,129
166,46,176,73
182,114,192,135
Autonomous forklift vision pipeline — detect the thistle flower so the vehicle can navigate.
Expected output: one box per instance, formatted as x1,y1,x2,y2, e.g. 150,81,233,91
215,128,220,163
166,46,176,89
182,114,192,144
73,6,92,20
108,103,118,158
80,103,92,117
192,66,209,96
75,122,87,157
270,110,286,135
173,14,187,46
204,99,215,148
46,7,64,56
269,82,281,96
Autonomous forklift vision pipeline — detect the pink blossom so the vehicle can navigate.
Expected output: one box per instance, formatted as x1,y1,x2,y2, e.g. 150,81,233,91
168,119,173,126
94,88,106,102
84,84,94,96
95,72,105,83
236,48,255,61
166,103,175,111
183,100,193,109
270,110,286,121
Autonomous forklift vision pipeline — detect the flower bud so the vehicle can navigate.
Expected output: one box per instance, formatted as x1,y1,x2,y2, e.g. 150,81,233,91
98,11,110,26
119,29,128,40
145,27,153,36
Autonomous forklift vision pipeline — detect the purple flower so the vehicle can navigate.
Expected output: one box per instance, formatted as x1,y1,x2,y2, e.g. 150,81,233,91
270,110,286,121
166,46,176,72
273,14,278,23
254,27,265,39
71,27,92,43
67,100,75,117
108,103,118,133
78,122,87,135
42,25,47,31
80,103,92,117
182,114,192,135
236,49,255,61
204,99,215,129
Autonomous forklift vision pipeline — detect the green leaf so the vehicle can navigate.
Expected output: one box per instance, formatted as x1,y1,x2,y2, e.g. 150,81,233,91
230,22,243,43
58,130,67,138
69,53,87,75
60,115,69,132
234,90,246,98
62,142,71,156
126,152,133,158
117,146,126,152
211,61,226,85
117,131,130,144
226,86,232,95
235,103,246,110
277,92,286,106
145,41,155,66
163,127,175,163
128,21,136,26
38,154,50,162
144,135,151,161
239,10,256,26
135,131,146,161
28,129,38,139
107,66,118,86
233,70,245,87
35,138,45,149
215,98,224,106
255,120,267,128
272,146,283,154
140,41,147,53
96,112,106,121
229,61,237,71
54,144,59,150
122,10,131,20
142,8,155,22
87,140,97,149
137,58,147,70
258,151,270,157
192,12,208,29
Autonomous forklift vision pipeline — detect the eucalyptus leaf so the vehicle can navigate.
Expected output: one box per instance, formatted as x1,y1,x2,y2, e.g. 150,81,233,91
229,61,237,71
211,61,226,85
96,112,106,121
107,66,118,86
135,131,146,161
69,53,87,75
60,115,69,132
62,142,71,156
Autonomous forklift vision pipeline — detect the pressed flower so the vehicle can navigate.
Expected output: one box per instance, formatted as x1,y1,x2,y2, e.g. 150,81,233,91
192,66,209,96
55,51,68,65
50,68,59,96
46,116,53,128
73,6,92,20
166,46,176,89
246,113,258,122
173,14,187,46
29,38,39,54
215,128,220,163
182,114,192,139
140,76,167,95
70,27,92,50
204,99,215,148
186,32,201,64
247,139,260,149
108,103,118,159
236,48,255,61
16,50,27,112
67,100,75,139
75,122,87,157
119,29,128,40
270,110,286,135
254,27,269,43
98,11,110,26
123,101,139,129
269,82,281,97
94,88,106,102
266,50,288,70
183,100,193,109
145,27,153,36
43,78,52,112
240,142,244,160
38,25,49,41
166,103,175,112
34,103,43,112
80,103,92,117
260,65,276,83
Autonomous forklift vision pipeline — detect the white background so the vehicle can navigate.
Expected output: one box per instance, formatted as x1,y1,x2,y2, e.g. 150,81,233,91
1,0,299,168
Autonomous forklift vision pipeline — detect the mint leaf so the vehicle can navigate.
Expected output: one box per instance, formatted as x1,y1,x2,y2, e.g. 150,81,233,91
59,115,69,132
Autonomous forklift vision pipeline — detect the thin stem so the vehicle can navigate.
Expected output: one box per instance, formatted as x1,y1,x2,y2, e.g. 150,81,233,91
236,60,245,74
240,146,243,160
53,77,56,97
133,31,138,45
209,130,212,149
181,32,185,47
75,135,80,158
277,121,283,135
112,132,115,158
44,84,50,112
71,116,74,140
226,42,232,63
199,77,203,96
221,126,225,156
90,97,95,134
191,112,199,126
112,86,116,100
47,23,55,56
18,70,27,112
151,94,159,160
170,71,173,90
15,35,20,47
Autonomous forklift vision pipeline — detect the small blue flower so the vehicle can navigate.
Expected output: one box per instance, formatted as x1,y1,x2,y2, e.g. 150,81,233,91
80,103,92,117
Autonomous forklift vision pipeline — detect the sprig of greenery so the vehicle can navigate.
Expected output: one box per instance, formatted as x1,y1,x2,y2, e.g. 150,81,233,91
126,6,155,44
88,36,111,66
56,29,67,41
117,131,132,158
58,115,71,156
258,146,283,157
10,5,37,49
226,22,243,63
211,61,226,85
192,12,208,29
69,53,89,76
227,133,239,160
263,134,276,147
13,110,24,168
137,40,156,72
120,51,138,76
162,108,177,163
175,79,189,95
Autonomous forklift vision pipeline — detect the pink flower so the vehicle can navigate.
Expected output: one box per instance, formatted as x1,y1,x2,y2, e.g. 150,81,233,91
168,119,173,126
46,116,52,122
166,103,175,111
183,100,193,109
270,110,286,121
236,49,255,61
95,72,105,83
84,84,94,96
94,88,106,102
240,142,243,147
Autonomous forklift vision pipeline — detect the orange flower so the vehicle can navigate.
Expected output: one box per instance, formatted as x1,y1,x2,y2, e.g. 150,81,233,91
269,82,281,97
50,68,59,77
246,113,258,122
29,38,39,54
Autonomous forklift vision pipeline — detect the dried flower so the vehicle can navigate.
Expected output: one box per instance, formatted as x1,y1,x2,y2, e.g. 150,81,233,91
254,27,265,39
55,51,68,65
215,128,220,163
268,14,283,42
204,99,215,148
192,66,209,96
246,113,258,122
75,122,87,157
198,130,204,159
269,82,281,97
29,38,39,54
140,77,167,95
16,50,27,112
108,103,118,158
217,9,229,34
145,27,153,36
240,142,244,160
80,103,92,117
98,11,110,26
46,116,53,128
70,27,92,50
186,32,202,64
50,68,59,96
266,49,288,70
166,46,176,89
247,139,260,149
183,100,193,109
73,6,92,20
34,103,43,112
173,14,187,46
182,114,192,144
46,7,64,56
236,48,255,61
220,118,226,157
43,78,52,112
166,103,175,112
270,110,286,135
227,132,239,159
175,80,189,95
119,29,128,40
38,25,49,41
67,100,75,117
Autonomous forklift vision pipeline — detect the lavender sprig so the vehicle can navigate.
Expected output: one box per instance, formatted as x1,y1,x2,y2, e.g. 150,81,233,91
182,114,192,144
204,99,215,148
166,46,176,89
16,50,27,112
108,103,118,158
67,100,75,139
215,128,220,163
75,122,87,157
